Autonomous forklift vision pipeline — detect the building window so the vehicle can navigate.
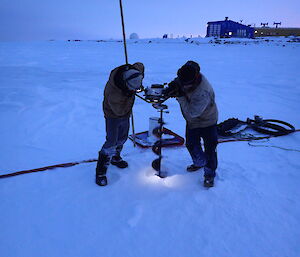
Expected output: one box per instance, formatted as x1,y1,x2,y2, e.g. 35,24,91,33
236,29,246,37
208,24,221,37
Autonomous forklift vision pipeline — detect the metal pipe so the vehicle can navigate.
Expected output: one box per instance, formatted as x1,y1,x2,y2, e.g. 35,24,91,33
119,0,136,147
119,0,128,64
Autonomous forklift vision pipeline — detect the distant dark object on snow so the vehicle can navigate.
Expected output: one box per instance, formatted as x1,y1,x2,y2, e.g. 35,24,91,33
163,34,168,39
129,33,139,39
254,27,300,37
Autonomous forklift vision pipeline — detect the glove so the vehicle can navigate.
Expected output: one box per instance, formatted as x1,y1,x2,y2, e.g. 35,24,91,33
163,80,185,97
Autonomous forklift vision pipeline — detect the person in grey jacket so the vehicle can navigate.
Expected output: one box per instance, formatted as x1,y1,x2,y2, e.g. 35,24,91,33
164,61,218,187
96,62,145,186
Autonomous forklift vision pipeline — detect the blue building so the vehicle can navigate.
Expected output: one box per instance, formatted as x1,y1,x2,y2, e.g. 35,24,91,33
206,17,254,38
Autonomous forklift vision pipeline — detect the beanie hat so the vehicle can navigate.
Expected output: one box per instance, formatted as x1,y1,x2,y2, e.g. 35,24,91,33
123,69,143,91
132,62,145,74
177,61,200,85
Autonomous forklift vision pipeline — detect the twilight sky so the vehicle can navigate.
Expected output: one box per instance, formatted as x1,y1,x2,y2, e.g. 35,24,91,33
0,0,299,40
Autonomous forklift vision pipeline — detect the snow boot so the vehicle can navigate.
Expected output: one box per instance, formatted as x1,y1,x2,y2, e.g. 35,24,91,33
95,153,110,186
96,175,108,186
186,164,202,172
111,155,128,169
203,176,214,188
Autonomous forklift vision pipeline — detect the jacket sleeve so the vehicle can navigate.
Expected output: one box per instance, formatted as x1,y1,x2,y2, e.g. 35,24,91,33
177,90,210,120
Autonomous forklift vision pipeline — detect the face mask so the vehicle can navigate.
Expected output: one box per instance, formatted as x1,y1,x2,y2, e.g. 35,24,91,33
126,74,143,91
123,69,143,91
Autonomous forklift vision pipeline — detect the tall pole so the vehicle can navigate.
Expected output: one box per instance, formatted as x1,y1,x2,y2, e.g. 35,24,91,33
119,0,128,64
119,0,136,147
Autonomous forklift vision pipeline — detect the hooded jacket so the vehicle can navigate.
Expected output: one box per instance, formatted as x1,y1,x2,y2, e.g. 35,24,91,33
176,74,218,128
102,62,144,118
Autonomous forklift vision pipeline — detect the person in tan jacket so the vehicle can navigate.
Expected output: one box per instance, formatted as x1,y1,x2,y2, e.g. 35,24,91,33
164,61,218,187
96,62,144,186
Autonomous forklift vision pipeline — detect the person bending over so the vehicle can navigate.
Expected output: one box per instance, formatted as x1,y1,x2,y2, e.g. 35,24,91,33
164,61,218,187
96,62,144,186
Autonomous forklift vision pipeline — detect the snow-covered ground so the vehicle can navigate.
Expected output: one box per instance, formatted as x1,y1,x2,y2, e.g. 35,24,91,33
0,38,300,257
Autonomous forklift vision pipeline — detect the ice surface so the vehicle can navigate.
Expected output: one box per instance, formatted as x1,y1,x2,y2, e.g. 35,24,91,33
0,38,299,257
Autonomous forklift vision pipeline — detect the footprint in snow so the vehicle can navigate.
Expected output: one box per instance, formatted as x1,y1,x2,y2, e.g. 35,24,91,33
128,205,144,228
107,172,121,186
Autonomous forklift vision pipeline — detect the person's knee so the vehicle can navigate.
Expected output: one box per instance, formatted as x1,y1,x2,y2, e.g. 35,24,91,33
204,139,218,152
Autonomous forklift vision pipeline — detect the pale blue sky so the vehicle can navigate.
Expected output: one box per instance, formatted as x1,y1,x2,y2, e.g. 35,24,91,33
0,0,299,40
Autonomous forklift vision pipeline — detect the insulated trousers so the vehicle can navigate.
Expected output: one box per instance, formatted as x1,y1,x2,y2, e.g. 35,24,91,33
185,124,218,178
100,117,130,157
